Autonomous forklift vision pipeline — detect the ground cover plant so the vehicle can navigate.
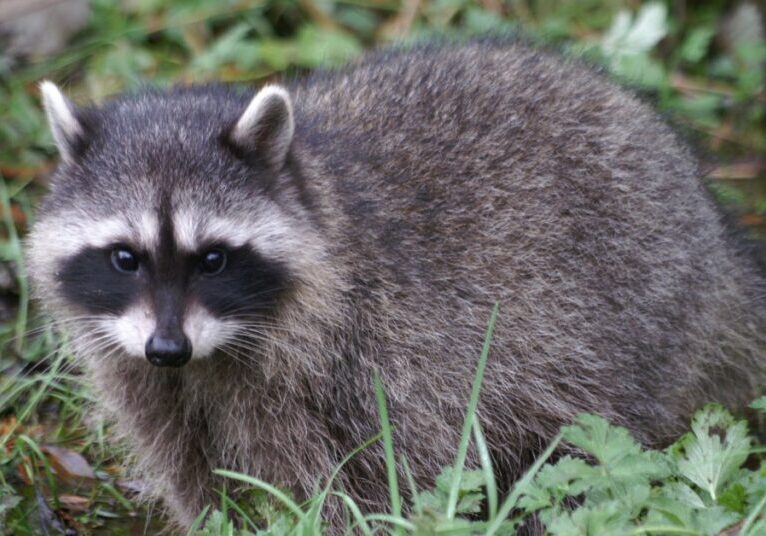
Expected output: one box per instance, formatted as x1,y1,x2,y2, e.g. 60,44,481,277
1,0,765,534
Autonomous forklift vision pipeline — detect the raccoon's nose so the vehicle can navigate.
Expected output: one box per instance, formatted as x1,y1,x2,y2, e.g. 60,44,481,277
145,333,192,368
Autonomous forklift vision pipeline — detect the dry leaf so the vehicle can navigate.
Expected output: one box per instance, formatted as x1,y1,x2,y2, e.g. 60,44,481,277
708,162,764,180
116,478,149,495
41,445,95,482
57,494,91,512
741,214,764,226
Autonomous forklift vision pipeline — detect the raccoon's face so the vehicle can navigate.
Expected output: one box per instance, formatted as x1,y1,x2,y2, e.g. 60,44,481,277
27,82,317,368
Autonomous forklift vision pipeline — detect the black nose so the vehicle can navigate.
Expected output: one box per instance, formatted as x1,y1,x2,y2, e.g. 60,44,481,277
145,333,192,367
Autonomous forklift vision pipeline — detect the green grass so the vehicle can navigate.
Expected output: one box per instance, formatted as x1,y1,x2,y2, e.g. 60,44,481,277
1,0,765,534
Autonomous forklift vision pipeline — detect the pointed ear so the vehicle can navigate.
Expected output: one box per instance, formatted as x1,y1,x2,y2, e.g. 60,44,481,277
40,81,86,164
228,85,295,171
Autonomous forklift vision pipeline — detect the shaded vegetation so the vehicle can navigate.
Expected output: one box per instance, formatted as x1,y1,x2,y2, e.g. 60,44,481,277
1,0,765,534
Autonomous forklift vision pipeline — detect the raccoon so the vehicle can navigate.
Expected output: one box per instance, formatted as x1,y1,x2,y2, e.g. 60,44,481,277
27,40,766,531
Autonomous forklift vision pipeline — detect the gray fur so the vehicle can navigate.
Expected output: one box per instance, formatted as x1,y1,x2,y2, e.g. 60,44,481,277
27,40,766,532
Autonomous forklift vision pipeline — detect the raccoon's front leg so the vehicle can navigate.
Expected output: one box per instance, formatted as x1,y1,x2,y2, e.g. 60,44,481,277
159,445,220,529
92,363,217,528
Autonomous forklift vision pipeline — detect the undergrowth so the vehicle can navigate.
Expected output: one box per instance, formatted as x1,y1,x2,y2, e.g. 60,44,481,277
196,403,766,535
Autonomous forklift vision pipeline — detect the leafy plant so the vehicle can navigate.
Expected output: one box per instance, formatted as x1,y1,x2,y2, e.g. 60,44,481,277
515,405,766,536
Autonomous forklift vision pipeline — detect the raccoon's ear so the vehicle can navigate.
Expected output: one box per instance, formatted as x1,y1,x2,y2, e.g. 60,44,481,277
40,81,87,164
228,85,294,171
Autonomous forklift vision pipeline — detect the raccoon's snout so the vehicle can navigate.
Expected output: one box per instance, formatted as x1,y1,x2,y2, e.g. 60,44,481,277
145,331,192,367
146,284,194,366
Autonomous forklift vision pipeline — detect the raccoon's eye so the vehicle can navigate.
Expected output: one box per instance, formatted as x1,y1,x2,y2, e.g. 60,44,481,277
200,249,227,276
110,248,139,273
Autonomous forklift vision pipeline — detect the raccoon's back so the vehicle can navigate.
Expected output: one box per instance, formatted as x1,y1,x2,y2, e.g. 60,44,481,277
294,41,766,439
295,41,706,263
294,41,729,298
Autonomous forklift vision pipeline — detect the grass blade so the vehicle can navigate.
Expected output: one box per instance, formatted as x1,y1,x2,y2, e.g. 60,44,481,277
305,488,329,534
220,492,260,532
213,469,306,521
363,514,415,531
186,505,211,535
742,491,766,536
473,419,497,519
333,492,373,536
324,432,383,495
485,432,562,535
445,303,499,519
373,371,402,533
0,177,29,353
400,455,422,517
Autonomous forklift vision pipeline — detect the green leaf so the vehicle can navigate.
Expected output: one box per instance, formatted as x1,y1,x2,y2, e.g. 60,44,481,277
0,494,22,526
563,414,668,483
750,396,766,413
414,467,486,517
718,483,748,514
601,2,668,87
519,455,595,511
190,23,250,73
672,405,751,502
644,492,698,528
610,53,667,87
680,26,716,64
546,501,634,536
661,481,708,509
294,26,362,67
462,8,514,34
707,182,746,207
602,2,668,57
691,506,740,535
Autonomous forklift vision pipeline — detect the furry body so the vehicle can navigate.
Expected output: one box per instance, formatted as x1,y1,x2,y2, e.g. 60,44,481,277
27,41,766,530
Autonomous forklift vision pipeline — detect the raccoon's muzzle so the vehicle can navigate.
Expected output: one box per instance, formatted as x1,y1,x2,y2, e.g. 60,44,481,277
145,332,191,367
146,286,192,367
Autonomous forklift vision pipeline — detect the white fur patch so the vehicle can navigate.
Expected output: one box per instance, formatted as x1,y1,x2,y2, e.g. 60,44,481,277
232,85,294,142
26,210,159,295
83,299,234,362
108,303,237,361
109,303,155,359
40,81,83,164
137,211,160,252
30,211,157,253
231,85,295,169
184,304,235,359
172,207,297,262
172,209,203,252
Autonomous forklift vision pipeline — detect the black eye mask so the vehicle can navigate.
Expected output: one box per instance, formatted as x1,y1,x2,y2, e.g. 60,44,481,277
57,243,289,319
